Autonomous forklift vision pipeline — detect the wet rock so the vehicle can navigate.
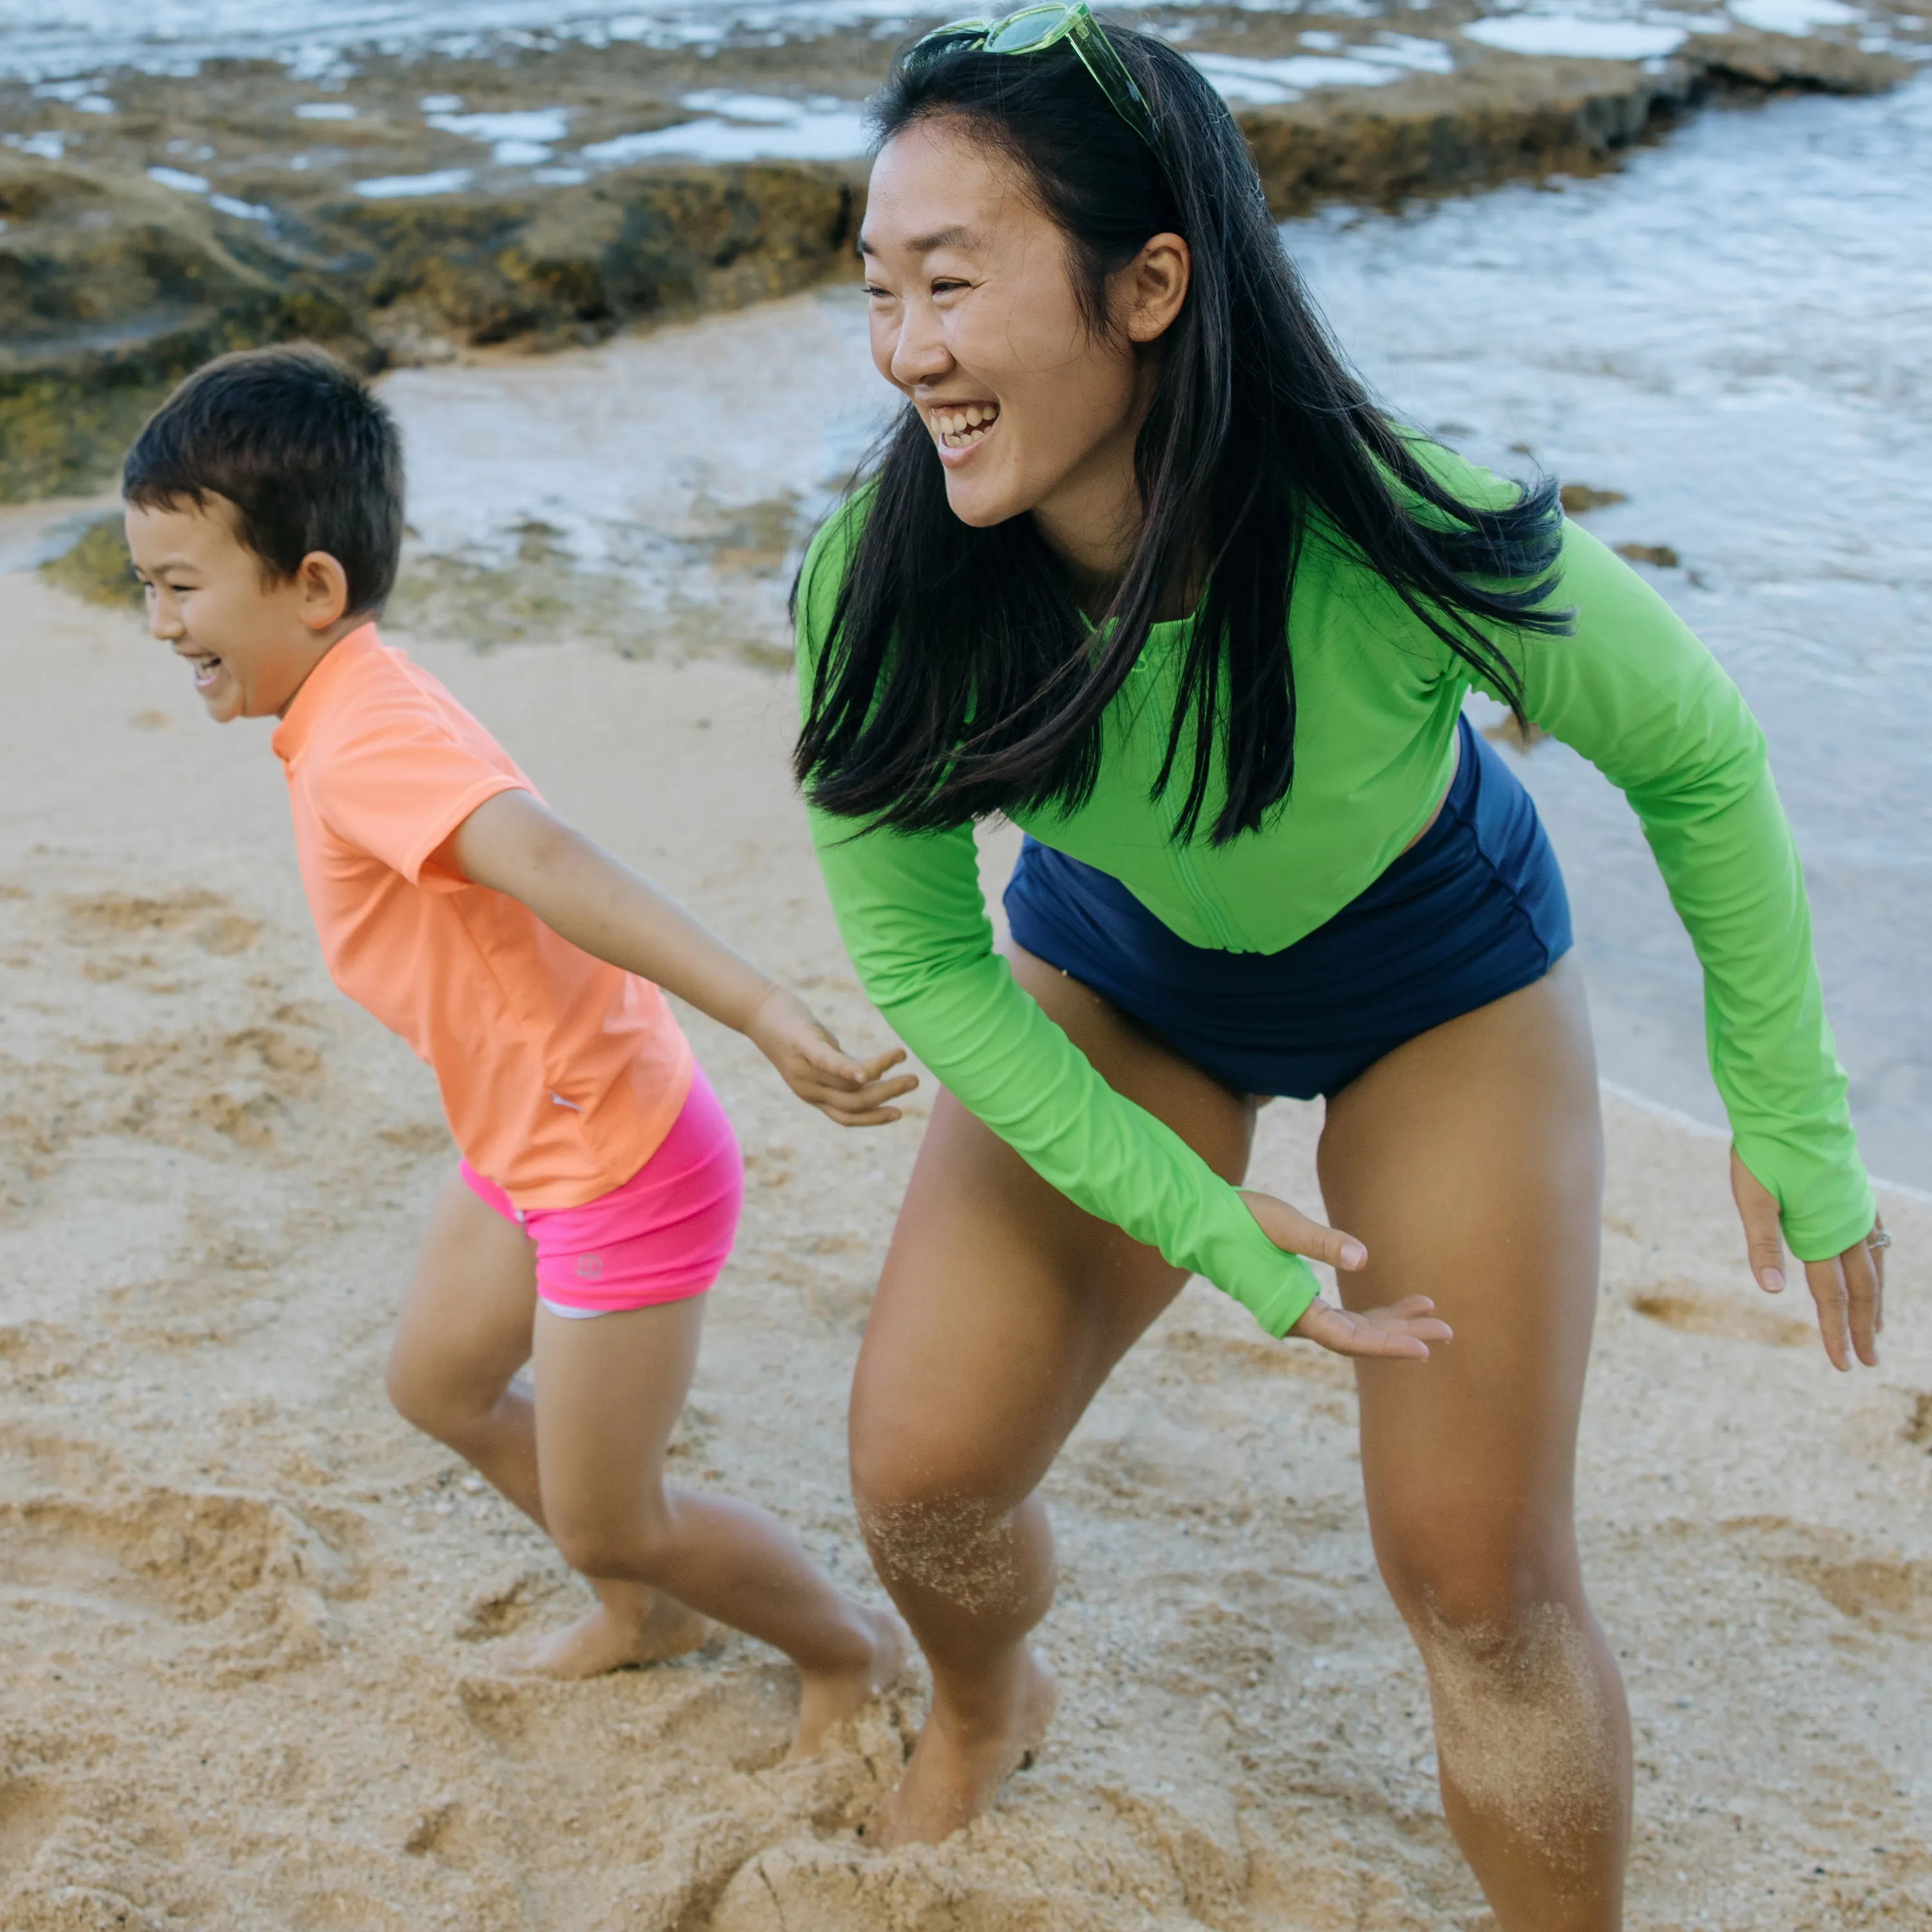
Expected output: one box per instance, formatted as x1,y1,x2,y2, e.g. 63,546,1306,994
0,160,364,500
1615,542,1682,569
1559,484,1629,515
35,513,139,608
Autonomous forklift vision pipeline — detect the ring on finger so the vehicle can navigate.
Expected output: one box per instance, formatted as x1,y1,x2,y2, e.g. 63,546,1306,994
1868,1228,1893,1254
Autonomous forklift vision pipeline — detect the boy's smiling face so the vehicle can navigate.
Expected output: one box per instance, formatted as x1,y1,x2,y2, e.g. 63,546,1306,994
126,494,353,723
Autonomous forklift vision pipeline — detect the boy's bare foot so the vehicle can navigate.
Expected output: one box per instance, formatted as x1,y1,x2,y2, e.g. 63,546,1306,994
867,1647,1056,1846
498,1592,713,1680
788,1605,913,1760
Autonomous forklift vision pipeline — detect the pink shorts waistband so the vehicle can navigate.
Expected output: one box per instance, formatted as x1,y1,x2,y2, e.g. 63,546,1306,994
460,1066,743,1315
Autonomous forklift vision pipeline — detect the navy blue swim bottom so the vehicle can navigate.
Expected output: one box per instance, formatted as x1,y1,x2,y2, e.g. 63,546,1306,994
1003,714,1572,1101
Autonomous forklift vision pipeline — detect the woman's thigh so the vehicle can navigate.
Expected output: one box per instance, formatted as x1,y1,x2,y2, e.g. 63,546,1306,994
849,947,1257,1511
1317,956,1605,1609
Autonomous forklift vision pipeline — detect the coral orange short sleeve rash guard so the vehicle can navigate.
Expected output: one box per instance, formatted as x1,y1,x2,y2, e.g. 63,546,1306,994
271,625,692,1208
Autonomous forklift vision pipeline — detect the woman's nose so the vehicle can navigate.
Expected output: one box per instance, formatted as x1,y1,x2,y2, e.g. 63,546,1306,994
889,304,952,389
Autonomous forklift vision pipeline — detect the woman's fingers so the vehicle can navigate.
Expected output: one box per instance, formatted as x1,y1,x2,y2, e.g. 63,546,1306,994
1728,1144,1787,1294
1240,1188,1368,1273
1289,1294,1453,1361
1802,1254,1853,1372
1734,1146,1886,1371
1833,1233,1882,1368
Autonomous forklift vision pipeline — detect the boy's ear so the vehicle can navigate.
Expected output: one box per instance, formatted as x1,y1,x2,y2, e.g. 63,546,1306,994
296,551,353,632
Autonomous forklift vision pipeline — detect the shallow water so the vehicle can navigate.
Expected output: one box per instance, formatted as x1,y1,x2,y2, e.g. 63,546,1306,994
1286,77,1932,1189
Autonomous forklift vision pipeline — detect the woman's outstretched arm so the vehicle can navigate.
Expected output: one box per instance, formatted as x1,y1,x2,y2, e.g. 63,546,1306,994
1477,519,1882,1362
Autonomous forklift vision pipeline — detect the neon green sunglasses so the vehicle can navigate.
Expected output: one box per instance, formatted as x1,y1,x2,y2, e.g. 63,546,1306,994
906,3,1160,149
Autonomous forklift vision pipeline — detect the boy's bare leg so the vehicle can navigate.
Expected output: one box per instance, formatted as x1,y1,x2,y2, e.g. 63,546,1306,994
386,1172,709,1674
530,1298,905,1754
388,1174,905,1731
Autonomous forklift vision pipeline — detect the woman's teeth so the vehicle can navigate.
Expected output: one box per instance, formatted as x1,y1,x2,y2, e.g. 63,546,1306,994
933,404,998,450
192,656,222,688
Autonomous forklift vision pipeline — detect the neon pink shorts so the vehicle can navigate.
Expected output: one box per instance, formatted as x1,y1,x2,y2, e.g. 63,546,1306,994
459,1066,744,1317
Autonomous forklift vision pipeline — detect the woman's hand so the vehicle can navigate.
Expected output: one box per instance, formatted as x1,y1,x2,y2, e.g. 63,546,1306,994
747,984,920,1127
1730,1146,1885,1370
1240,1189,1453,1360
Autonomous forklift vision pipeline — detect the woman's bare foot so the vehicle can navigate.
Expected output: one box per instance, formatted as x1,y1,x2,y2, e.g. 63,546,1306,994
867,1647,1057,1846
498,1589,713,1680
788,1605,913,1760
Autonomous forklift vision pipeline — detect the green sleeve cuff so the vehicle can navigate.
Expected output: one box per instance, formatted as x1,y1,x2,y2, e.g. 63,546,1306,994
1200,1208,1323,1337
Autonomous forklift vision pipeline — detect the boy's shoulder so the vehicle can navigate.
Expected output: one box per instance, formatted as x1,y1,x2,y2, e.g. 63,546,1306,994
297,628,486,752
282,627,524,802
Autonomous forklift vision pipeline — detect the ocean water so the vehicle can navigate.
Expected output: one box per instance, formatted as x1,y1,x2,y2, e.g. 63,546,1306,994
1286,76,1932,1191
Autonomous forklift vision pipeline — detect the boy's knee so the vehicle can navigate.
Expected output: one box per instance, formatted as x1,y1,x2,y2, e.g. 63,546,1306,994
384,1351,439,1433
549,1511,665,1584
384,1349,482,1444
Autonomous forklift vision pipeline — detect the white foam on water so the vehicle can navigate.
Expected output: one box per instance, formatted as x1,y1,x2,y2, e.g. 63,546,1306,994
294,100,357,119
145,163,209,191
1461,15,1691,58
1190,51,1408,106
354,166,475,197
580,99,870,165
1726,0,1860,33
426,106,571,166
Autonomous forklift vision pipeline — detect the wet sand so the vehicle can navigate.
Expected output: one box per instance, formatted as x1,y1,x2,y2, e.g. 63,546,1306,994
2,575,1928,1929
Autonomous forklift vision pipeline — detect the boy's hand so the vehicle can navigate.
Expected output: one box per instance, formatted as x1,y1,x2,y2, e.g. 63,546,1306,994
747,985,919,1127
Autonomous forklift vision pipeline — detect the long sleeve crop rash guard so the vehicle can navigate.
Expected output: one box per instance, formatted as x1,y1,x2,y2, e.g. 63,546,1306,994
796,463,1873,1338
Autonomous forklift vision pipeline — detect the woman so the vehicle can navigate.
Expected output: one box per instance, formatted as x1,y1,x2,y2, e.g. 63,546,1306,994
793,9,1887,1922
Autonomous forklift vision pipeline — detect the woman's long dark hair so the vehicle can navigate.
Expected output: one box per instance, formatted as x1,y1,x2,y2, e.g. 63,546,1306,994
795,21,1569,846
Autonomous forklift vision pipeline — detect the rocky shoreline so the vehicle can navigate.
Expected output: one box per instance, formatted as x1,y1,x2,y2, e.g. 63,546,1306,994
1,5,1920,503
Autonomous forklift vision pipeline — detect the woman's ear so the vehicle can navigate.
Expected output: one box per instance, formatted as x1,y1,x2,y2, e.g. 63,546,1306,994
1122,232,1191,344
296,551,353,631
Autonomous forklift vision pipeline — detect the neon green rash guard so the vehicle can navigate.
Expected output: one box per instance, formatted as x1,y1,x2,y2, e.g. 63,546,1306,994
795,466,1875,1339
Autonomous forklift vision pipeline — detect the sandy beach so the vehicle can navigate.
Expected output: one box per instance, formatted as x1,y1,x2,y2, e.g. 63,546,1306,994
1,567,1927,1930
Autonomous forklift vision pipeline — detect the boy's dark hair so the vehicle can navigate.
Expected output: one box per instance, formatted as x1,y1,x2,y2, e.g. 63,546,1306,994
124,345,404,616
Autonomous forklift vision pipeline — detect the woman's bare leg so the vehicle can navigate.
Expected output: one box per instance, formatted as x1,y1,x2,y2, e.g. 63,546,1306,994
1319,956,1630,1931
850,949,1258,1845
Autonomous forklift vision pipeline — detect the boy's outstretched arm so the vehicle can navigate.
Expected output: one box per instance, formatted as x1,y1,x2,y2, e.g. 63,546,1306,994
450,789,917,1126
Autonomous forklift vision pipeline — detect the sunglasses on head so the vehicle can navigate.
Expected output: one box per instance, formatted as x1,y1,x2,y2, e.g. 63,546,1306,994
905,3,1160,149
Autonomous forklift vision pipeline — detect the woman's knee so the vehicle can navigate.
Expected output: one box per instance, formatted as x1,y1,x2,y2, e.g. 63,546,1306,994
1373,1510,1582,1652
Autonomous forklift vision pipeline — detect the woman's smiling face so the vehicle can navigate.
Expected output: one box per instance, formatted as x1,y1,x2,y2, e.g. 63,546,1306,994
860,115,1188,566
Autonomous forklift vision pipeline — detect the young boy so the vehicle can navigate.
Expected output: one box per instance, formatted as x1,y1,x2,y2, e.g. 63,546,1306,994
122,345,911,1753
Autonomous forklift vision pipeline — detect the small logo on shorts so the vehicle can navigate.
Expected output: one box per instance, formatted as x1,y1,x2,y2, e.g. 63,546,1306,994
574,1255,603,1280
